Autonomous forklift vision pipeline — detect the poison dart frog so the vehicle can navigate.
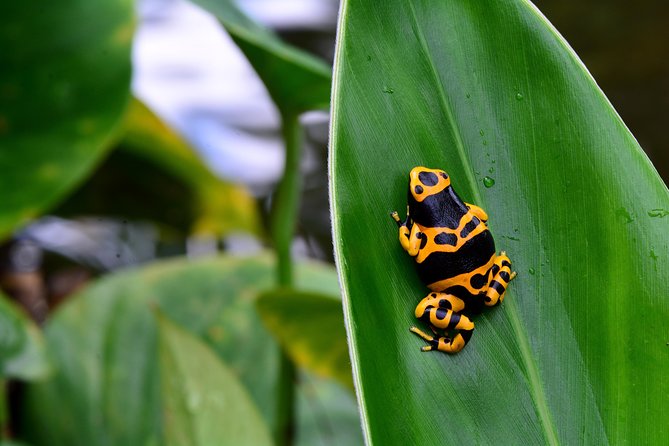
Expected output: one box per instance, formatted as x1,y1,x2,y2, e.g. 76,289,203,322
391,166,516,354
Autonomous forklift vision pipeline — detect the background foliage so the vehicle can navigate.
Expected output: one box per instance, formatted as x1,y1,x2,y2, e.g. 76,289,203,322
0,0,667,445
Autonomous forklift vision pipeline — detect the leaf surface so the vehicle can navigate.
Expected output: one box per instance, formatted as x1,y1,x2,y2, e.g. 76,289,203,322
0,0,133,239
120,99,262,236
21,256,361,446
330,0,669,444
158,315,272,446
0,293,49,380
256,290,353,391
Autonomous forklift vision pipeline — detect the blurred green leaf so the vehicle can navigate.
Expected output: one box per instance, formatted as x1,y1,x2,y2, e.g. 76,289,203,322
158,315,272,446
55,100,261,238
21,255,361,446
0,0,134,240
256,290,352,392
0,293,49,381
294,374,362,446
54,149,195,235
330,0,669,444
120,99,262,237
189,0,331,113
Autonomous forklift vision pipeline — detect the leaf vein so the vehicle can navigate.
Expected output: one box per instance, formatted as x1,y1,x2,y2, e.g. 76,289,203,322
405,1,481,202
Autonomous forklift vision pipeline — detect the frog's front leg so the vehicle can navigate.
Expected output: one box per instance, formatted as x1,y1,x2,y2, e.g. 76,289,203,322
484,251,517,306
411,292,474,354
390,210,421,256
465,202,488,223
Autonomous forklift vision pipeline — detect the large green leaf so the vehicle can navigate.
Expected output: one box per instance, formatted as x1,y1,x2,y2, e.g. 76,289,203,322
330,1,669,445
21,256,361,446
53,100,262,238
0,293,49,381
158,315,273,446
0,0,134,239
256,290,353,391
188,0,331,113
120,99,262,236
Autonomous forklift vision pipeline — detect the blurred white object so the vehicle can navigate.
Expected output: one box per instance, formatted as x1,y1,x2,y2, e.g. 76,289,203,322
132,0,336,191
23,217,158,271
133,0,282,188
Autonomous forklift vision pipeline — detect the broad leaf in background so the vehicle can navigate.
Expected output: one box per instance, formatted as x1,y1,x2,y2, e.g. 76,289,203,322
0,293,49,380
54,100,262,238
0,0,134,240
330,0,669,444
158,316,272,446
121,99,262,237
21,256,361,446
257,290,353,392
188,0,331,113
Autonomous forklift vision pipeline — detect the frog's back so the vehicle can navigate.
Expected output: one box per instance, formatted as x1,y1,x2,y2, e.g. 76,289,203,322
410,185,496,301
416,225,495,288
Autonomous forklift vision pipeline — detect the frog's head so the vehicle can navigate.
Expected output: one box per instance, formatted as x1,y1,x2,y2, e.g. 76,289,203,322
409,166,450,202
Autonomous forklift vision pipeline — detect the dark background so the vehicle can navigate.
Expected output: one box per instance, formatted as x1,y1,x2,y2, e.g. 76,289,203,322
535,0,669,183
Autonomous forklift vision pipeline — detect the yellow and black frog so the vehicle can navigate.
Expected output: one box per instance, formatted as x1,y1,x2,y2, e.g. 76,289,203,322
391,166,516,354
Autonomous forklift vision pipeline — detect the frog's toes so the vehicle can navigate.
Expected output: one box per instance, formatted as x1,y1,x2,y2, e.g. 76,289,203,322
510,271,517,281
390,211,402,224
410,326,437,341
410,326,449,351
410,326,431,340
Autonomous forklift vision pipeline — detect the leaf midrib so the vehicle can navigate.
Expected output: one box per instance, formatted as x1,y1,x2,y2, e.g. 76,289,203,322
405,3,559,445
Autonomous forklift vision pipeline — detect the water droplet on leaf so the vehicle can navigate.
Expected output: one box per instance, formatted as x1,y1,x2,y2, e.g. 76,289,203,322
648,208,669,218
615,207,634,224
483,176,495,188
515,92,524,101
187,393,202,412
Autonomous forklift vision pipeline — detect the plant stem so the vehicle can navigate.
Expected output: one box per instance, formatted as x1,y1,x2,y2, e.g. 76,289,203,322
0,380,7,439
270,110,302,446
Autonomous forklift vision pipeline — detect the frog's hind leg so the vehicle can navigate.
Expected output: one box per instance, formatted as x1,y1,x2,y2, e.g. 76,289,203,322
414,291,465,317
411,292,474,354
410,326,474,354
485,252,516,306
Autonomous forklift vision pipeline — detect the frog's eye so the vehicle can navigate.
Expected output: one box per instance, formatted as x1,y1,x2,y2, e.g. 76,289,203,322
418,171,439,186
